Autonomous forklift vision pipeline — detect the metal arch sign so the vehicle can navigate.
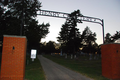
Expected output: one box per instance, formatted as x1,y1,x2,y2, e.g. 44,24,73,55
37,10,104,44
38,10,103,25
38,10,69,18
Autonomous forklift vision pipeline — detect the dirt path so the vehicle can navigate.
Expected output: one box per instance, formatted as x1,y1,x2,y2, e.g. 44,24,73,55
37,55,93,80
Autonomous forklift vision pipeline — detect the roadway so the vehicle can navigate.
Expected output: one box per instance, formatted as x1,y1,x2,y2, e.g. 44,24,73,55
37,55,93,80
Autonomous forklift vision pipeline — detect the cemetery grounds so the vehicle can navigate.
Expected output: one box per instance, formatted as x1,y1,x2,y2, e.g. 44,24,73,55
0,53,110,80
43,54,110,80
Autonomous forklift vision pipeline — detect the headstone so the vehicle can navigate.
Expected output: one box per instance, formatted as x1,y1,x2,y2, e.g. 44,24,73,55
65,54,67,59
31,49,37,61
74,55,76,59
89,53,92,60
27,59,29,65
94,55,96,60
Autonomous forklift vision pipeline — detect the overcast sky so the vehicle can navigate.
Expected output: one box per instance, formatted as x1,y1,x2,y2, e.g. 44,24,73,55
37,0,120,44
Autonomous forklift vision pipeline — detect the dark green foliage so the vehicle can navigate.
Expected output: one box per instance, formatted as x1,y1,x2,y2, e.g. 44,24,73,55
0,0,50,51
7,0,41,19
42,41,56,54
81,26,97,53
57,10,82,53
111,31,120,42
57,23,69,43
45,41,56,54
25,20,50,50
81,26,96,45
104,33,112,43
40,41,61,54
0,0,41,36
104,31,120,43
57,10,97,54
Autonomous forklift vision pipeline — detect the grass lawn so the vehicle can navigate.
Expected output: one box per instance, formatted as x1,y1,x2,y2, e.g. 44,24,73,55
43,54,110,80
25,55,46,80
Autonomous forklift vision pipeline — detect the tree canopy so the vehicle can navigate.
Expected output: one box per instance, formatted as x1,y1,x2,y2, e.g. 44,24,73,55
81,26,96,46
57,10,82,53
104,31,120,43
81,26,97,53
57,10,98,54
0,0,50,51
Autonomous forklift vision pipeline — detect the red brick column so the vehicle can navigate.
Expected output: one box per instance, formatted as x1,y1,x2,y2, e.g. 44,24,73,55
0,35,27,80
101,43,120,80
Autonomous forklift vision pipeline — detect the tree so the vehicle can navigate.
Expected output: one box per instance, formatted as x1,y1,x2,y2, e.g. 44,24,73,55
6,0,41,35
25,19,50,50
111,31,120,42
57,23,69,44
57,10,82,54
104,33,112,43
0,0,50,51
81,26,97,53
81,26,96,45
0,2,6,41
45,41,56,54
0,0,41,36
0,0,41,37
104,31,120,43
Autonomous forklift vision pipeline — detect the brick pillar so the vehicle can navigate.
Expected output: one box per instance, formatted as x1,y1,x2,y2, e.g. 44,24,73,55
0,35,27,80
101,43,120,80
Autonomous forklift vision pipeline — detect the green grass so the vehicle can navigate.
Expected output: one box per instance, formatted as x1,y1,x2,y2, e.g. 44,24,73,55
25,55,46,80
43,55,110,80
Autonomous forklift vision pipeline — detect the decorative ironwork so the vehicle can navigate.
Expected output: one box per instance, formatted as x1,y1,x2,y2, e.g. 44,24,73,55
77,16,103,25
37,10,105,44
38,10,69,18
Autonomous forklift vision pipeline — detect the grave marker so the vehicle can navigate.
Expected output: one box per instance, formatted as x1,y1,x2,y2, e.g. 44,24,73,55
31,49,37,61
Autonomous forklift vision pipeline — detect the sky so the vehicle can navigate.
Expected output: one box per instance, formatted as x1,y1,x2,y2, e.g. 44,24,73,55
36,0,120,45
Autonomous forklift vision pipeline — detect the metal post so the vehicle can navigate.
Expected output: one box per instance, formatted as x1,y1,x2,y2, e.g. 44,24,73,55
102,19,105,44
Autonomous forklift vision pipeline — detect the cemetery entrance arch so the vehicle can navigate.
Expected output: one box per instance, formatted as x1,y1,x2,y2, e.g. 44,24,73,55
36,10,104,44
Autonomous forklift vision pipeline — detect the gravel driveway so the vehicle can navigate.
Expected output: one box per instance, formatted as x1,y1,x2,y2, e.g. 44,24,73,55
37,55,93,80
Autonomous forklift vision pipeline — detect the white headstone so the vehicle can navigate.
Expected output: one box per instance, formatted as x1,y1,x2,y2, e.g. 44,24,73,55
65,54,67,59
74,55,76,59
31,49,37,61
89,54,92,60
